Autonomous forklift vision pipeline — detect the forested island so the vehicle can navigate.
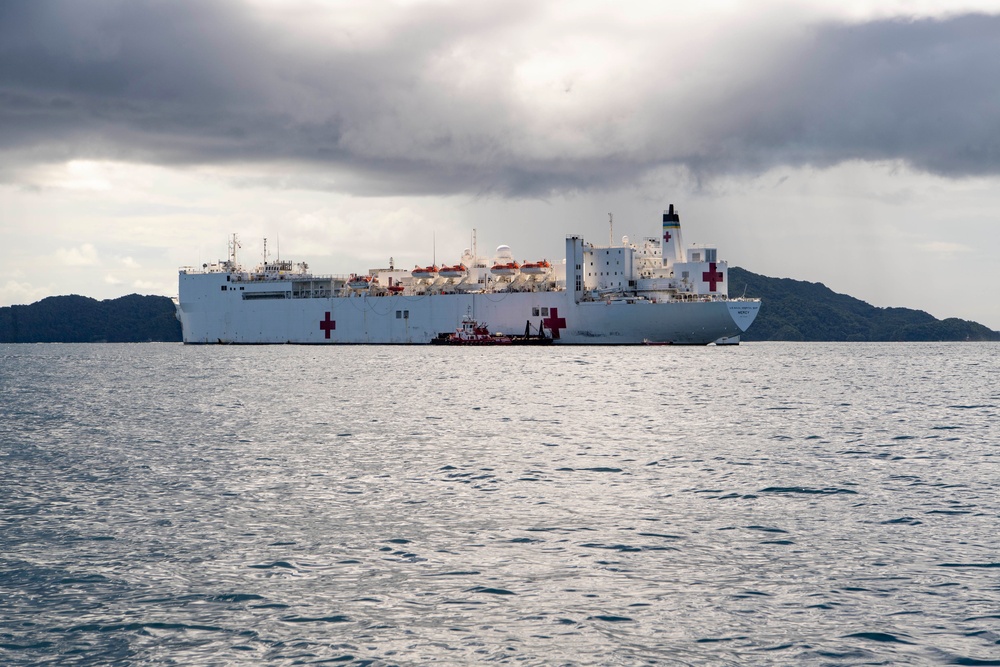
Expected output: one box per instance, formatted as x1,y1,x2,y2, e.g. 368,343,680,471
728,268,999,342
0,295,181,343
1,270,997,342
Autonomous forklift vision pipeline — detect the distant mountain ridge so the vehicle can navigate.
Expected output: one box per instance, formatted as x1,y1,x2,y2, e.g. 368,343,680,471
0,294,181,343
1,273,997,343
728,267,999,342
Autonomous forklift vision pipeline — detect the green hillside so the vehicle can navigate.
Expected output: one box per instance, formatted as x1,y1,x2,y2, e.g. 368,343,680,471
0,294,182,343
728,267,999,342
1,276,997,343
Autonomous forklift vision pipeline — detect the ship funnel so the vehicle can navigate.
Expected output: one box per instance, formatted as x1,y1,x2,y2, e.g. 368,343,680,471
662,204,684,266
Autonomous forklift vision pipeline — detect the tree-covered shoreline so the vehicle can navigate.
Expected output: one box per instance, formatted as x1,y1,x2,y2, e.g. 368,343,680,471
2,272,997,343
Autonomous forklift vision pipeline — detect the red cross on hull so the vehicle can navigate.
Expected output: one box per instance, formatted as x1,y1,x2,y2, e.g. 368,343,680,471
702,262,724,292
320,312,336,339
542,308,567,340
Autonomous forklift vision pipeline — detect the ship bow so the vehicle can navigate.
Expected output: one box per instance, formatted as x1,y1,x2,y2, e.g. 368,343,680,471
727,301,761,332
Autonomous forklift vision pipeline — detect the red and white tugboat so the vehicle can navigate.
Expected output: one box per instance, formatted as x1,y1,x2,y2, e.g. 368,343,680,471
434,315,513,345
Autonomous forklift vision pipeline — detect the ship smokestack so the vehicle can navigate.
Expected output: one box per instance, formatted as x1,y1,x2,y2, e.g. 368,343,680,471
662,204,684,266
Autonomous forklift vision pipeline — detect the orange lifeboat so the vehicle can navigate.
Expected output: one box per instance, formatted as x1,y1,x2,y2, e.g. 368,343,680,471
411,265,438,280
347,274,374,289
438,264,467,279
520,260,551,276
490,261,520,277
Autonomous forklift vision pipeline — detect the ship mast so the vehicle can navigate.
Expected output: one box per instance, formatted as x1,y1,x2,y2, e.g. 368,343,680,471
228,234,241,268
609,213,613,246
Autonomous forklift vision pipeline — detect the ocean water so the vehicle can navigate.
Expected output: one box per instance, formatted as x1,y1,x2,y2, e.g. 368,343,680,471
1,342,999,666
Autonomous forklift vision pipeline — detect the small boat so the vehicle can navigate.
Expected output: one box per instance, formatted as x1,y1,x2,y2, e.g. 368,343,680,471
643,339,674,346
432,316,513,345
520,260,551,275
438,264,467,278
432,315,554,346
411,265,439,279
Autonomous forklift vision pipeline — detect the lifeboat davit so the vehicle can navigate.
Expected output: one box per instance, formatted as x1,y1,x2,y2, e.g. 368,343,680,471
490,261,520,277
347,274,374,289
411,265,438,279
438,264,467,279
520,260,551,276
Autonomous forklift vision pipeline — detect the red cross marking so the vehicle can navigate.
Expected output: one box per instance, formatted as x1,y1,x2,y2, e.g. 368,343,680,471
320,312,336,338
542,308,567,340
702,262,724,292
663,231,672,243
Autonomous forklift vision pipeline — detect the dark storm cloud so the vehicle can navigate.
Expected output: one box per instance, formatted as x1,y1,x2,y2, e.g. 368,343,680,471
1,1,999,196
690,14,1000,179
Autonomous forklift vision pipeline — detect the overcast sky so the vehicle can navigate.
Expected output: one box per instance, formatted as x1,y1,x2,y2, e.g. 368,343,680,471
2,0,1000,330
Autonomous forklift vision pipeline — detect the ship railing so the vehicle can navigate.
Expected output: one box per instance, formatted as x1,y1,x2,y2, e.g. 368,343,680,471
606,290,734,303
231,272,336,283
179,265,230,275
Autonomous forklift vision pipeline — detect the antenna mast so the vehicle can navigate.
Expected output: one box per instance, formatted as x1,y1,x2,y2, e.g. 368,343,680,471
609,213,613,246
263,237,268,265
229,234,241,266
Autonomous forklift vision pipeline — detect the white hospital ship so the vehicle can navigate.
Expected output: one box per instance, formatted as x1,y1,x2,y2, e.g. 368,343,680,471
175,205,760,345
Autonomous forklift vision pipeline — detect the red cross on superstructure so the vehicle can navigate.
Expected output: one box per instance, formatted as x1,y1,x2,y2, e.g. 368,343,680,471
542,308,567,340
663,231,672,243
320,312,336,339
702,262,724,292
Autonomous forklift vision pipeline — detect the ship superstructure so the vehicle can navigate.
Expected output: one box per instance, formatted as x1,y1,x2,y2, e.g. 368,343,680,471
176,205,760,344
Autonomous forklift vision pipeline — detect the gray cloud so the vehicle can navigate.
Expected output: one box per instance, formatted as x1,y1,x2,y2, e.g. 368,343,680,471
695,14,1000,178
1,1,998,196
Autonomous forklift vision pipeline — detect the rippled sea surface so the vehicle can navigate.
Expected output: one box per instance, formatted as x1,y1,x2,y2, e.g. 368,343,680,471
2,342,1000,666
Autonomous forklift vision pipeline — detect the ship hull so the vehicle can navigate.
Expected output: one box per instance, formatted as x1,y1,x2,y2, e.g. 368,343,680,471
177,205,761,345
177,279,759,345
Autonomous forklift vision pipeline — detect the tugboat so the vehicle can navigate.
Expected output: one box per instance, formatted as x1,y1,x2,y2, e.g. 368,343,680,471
433,315,513,345
431,312,554,345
